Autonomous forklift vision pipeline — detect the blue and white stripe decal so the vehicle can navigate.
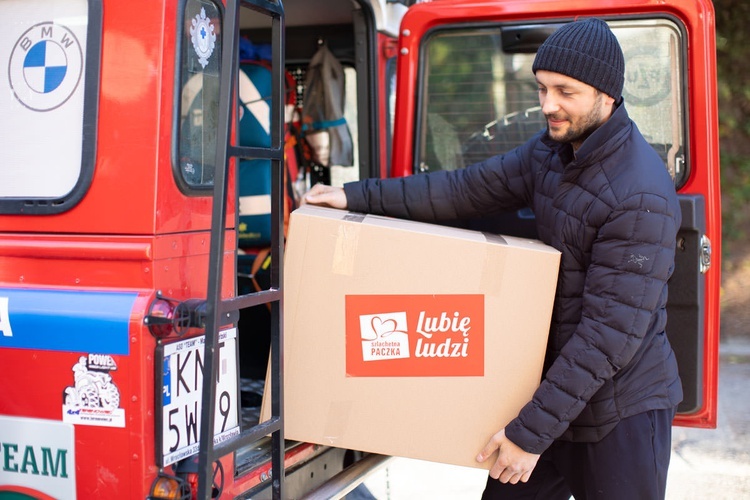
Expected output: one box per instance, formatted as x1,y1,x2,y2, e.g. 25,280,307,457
0,288,137,355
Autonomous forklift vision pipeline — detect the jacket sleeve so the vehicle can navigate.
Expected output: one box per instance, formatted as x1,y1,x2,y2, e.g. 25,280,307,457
504,190,681,454
343,135,542,222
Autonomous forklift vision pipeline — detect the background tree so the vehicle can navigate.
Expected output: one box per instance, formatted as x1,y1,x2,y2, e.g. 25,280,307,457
713,0,750,254
712,0,750,339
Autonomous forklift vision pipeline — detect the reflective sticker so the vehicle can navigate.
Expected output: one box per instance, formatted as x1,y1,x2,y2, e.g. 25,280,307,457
8,22,83,112
0,288,136,354
62,354,125,428
0,415,76,500
190,7,216,69
0,296,13,337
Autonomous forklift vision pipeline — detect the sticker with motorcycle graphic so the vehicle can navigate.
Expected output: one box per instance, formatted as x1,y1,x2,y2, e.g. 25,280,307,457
62,354,125,427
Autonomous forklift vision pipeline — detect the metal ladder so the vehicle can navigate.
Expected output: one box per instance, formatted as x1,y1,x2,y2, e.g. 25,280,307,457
197,1,287,498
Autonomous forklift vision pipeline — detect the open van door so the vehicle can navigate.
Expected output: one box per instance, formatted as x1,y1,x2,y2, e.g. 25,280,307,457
390,0,721,428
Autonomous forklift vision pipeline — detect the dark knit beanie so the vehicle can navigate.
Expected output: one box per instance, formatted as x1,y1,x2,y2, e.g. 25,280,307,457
532,18,625,101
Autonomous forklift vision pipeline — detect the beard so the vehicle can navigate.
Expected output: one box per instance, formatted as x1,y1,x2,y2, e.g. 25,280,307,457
545,93,606,147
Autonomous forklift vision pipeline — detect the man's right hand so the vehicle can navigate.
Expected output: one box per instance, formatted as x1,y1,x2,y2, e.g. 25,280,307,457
302,183,348,210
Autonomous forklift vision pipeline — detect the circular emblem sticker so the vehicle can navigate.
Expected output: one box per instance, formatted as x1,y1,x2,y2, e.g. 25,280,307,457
190,7,217,69
8,22,83,112
622,46,671,107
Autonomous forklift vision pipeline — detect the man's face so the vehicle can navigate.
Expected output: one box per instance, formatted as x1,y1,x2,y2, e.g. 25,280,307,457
535,70,615,150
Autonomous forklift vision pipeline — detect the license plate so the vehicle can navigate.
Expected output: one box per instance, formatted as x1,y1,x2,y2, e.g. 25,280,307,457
160,328,240,466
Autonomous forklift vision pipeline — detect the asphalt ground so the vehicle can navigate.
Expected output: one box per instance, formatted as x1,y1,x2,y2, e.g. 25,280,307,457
362,339,750,499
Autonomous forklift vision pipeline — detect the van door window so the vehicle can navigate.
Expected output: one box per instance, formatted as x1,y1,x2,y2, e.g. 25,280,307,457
417,19,686,187
174,0,222,191
0,0,100,213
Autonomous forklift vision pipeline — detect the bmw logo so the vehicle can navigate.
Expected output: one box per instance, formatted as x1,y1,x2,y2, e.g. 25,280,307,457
8,22,83,112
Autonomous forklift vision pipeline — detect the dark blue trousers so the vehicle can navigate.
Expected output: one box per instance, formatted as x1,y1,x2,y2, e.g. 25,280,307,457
481,408,675,500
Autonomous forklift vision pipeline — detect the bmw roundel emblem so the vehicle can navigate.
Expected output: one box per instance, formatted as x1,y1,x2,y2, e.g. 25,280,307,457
8,22,83,112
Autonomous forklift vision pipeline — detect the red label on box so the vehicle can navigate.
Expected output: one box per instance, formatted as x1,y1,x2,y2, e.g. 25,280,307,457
345,294,484,377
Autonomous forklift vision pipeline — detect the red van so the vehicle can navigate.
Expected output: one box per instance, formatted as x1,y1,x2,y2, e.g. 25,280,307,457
0,0,719,497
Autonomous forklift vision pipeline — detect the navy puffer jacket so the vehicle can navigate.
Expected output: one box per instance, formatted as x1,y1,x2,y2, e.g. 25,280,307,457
344,103,683,454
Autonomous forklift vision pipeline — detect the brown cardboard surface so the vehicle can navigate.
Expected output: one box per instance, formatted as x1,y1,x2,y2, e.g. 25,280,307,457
263,205,560,469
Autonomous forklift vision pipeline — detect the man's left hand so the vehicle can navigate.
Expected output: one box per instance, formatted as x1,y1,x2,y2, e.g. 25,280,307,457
476,429,540,484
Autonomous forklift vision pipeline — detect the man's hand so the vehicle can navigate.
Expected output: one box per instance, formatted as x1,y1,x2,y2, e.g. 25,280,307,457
476,429,540,484
302,183,348,210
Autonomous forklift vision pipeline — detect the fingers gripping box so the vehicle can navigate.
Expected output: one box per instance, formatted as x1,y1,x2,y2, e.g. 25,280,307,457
267,205,560,469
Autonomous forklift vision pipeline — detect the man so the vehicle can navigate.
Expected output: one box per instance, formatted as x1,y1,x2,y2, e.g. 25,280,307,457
305,18,682,499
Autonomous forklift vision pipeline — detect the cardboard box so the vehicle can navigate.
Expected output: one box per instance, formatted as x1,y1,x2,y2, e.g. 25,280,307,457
266,205,560,469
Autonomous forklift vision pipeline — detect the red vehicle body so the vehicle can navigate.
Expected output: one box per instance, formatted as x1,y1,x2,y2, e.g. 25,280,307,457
0,0,719,498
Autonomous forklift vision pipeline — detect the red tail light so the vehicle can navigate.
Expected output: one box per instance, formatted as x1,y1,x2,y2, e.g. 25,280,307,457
145,295,178,338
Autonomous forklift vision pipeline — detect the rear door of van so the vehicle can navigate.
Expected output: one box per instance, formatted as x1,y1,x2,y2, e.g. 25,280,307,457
390,0,721,428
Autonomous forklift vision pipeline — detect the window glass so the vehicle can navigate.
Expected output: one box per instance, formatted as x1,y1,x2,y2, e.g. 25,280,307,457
329,66,359,186
0,0,96,211
418,19,686,186
176,0,222,189
612,20,685,183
